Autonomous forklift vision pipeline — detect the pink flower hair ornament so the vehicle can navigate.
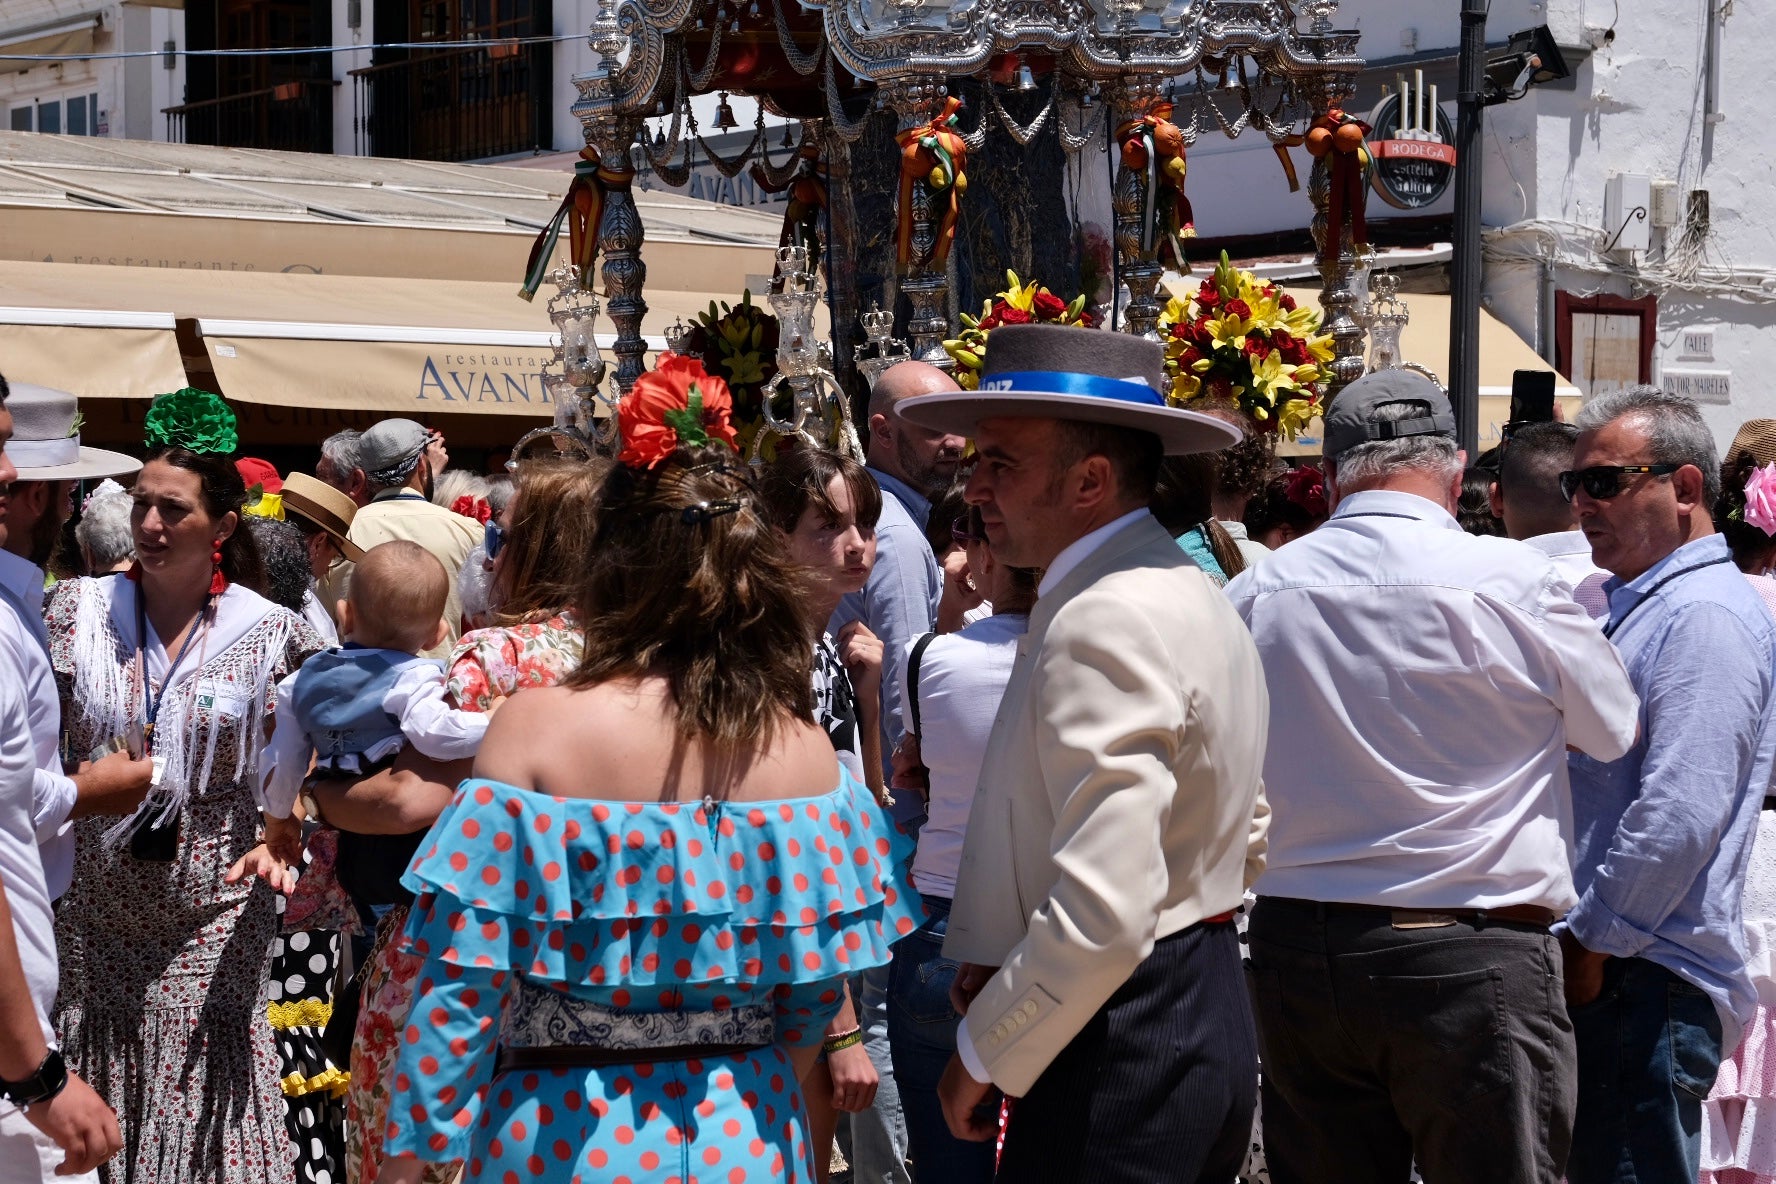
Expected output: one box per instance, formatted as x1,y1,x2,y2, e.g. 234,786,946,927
1744,463,1776,536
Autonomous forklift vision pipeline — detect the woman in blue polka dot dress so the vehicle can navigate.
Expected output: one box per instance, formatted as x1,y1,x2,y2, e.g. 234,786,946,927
376,361,919,1184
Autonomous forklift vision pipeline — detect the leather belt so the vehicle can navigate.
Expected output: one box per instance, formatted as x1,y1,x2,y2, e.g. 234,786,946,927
496,1041,770,1075
1263,896,1558,930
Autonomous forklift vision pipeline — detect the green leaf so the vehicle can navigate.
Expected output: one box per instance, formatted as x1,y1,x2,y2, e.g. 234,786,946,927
662,386,711,449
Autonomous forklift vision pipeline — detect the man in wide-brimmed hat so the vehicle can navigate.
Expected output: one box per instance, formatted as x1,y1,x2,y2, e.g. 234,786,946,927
900,324,1270,1182
280,471,367,644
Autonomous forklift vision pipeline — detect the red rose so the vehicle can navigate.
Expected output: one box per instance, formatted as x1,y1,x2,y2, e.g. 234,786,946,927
1031,290,1068,320
1179,346,1204,368
618,354,739,469
1279,293,1298,312
1078,310,1099,328
998,307,1033,325
1243,338,1267,358
1196,284,1222,311
1285,464,1328,517
1279,334,1310,365
1226,298,1253,319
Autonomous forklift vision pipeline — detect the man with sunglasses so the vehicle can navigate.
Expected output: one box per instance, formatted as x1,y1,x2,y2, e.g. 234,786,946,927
1561,386,1776,1184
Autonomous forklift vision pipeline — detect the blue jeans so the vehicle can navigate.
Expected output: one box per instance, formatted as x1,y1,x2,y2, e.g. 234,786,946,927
836,962,913,1184
1567,956,1724,1184
887,896,997,1184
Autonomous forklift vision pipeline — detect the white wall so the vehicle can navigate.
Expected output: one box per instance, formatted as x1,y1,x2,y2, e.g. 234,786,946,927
1482,0,1776,444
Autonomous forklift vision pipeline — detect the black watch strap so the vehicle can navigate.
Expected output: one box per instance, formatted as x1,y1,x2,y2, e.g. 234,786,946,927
1,1049,68,1107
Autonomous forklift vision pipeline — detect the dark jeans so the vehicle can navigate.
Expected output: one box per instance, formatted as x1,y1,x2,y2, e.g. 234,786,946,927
1247,896,1576,1184
1567,956,1724,1184
886,895,996,1184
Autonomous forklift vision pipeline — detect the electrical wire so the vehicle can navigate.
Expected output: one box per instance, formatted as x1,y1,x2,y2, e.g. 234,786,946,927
0,34,582,62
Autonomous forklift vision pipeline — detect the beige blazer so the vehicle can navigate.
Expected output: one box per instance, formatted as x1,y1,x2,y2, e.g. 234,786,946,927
943,515,1270,1096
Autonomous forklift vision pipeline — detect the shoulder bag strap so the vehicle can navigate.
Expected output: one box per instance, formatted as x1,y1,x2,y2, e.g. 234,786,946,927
905,631,937,737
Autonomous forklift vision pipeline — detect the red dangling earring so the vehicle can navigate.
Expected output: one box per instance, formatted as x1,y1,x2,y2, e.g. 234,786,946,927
208,543,226,595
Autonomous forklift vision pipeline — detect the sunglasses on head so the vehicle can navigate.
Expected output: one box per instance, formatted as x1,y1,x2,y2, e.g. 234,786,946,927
950,515,987,545
483,519,507,560
1558,464,1681,502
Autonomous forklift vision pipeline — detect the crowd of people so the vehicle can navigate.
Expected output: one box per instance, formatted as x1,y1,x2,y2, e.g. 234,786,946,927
0,322,1771,1184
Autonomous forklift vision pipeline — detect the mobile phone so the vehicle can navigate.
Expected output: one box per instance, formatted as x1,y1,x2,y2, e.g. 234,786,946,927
1509,370,1557,424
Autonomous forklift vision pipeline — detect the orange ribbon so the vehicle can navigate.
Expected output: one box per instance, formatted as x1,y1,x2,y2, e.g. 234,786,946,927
1114,101,1195,268
1272,135,1304,192
520,149,634,300
1311,109,1371,249
895,97,968,269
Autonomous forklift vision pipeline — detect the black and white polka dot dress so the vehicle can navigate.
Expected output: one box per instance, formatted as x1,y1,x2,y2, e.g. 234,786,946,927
267,918,348,1184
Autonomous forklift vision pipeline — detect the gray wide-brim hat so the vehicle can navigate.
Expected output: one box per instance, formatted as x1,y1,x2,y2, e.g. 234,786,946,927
894,324,1241,455
5,382,142,481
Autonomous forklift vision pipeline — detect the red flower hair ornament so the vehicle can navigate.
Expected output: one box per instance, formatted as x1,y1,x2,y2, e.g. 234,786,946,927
618,354,740,469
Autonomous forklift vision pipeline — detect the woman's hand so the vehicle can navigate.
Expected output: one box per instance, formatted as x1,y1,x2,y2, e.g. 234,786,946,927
261,813,305,870
836,621,884,705
890,734,929,799
225,842,297,895
827,1038,878,1114
935,549,983,633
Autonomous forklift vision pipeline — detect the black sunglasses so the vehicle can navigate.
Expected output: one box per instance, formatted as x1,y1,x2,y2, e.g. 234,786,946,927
1558,464,1681,502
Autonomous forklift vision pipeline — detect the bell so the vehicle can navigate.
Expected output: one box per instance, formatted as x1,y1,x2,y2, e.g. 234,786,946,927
715,93,738,130
1220,56,1244,91
748,0,759,15
654,126,667,151
1080,85,1096,109
780,122,794,148
1015,55,1036,92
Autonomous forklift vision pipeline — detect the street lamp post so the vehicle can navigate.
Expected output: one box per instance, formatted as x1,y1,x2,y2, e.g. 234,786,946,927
1449,0,1488,457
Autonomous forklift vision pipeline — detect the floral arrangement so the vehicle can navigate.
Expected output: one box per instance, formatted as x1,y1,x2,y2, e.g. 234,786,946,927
943,271,1097,391
682,292,780,415
144,388,238,455
619,354,738,470
1157,252,1333,439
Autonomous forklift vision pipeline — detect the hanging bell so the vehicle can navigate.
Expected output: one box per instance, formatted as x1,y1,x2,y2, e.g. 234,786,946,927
1080,85,1096,109
1015,54,1036,93
715,93,738,130
654,126,667,151
748,0,759,15
1220,56,1244,91
780,122,794,148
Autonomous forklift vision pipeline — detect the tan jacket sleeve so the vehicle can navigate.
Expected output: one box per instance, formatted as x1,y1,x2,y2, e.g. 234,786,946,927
960,593,1187,1096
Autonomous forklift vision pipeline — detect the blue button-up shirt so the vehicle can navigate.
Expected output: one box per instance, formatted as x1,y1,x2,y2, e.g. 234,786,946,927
831,467,941,824
1567,533,1776,1048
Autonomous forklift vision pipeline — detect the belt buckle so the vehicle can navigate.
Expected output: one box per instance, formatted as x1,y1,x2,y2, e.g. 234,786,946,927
1391,910,1458,930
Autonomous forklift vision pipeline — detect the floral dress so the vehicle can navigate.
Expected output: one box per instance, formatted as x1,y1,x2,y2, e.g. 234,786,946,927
382,771,919,1182
46,575,321,1184
343,612,582,1184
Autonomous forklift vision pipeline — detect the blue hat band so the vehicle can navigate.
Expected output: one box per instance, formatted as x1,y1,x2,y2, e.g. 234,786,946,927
978,370,1165,408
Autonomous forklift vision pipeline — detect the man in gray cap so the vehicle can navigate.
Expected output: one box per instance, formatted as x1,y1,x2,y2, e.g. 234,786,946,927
344,418,479,657
1224,370,1641,1184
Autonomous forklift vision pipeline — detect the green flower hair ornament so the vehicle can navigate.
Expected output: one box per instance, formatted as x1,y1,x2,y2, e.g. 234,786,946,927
144,388,239,455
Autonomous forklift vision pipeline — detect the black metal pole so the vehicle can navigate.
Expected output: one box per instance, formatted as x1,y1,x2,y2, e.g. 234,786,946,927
1450,0,1488,456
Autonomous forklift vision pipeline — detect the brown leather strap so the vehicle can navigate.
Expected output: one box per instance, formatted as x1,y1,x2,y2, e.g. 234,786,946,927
496,1042,769,1074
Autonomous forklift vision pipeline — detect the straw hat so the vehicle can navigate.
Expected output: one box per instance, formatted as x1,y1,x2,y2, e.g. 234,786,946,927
280,472,368,562
1727,419,1776,469
894,324,1241,456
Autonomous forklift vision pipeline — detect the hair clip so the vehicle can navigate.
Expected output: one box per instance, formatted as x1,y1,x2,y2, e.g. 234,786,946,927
679,498,748,526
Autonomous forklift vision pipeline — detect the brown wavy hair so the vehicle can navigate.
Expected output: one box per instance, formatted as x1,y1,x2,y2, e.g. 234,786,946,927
569,447,815,746
493,459,611,623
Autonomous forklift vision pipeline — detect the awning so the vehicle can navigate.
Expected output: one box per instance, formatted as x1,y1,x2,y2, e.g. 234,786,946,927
0,14,99,72
1161,281,1581,456
0,259,789,420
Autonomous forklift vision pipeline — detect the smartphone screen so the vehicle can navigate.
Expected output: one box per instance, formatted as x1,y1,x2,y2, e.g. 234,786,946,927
1510,370,1557,423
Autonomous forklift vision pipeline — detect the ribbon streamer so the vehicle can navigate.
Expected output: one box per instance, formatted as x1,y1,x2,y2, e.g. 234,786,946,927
1115,102,1196,270
1308,109,1371,250
895,96,968,269
519,149,634,301
750,142,827,265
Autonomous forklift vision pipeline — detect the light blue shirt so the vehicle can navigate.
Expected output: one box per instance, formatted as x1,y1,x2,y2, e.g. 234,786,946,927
1567,532,1776,1049
831,467,941,824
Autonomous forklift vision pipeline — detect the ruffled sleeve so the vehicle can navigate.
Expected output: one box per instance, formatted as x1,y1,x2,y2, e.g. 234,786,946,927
442,629,508,713
397,769,920,992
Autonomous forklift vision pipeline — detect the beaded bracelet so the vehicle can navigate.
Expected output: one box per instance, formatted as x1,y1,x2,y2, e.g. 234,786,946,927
822,1029,864,1054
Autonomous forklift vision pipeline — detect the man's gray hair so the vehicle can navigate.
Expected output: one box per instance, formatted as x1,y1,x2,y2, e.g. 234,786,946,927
318,429,363,490
75,481,135,570
1575,385,1721,507
1327,401,1463,490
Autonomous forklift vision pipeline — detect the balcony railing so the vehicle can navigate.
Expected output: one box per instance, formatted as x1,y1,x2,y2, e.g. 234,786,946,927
164,80,336,154
349,41,547,163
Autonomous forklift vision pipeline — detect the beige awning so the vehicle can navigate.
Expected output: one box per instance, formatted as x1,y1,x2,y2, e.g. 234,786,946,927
0,16,98,72
1162,281,1581,456
0,259,793,419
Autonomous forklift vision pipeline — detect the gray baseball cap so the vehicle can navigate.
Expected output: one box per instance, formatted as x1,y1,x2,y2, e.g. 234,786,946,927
358,418,430,473
1321,369,1456,456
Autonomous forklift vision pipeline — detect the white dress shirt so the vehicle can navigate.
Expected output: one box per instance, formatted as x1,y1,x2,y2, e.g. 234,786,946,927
0,641,58,1045
1218,519,1273,569
1525,529,1611,621
0,558,80,900
1224,489,1640,912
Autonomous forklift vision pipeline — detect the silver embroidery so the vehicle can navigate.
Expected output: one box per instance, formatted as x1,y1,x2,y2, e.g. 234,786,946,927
500,979,776,1052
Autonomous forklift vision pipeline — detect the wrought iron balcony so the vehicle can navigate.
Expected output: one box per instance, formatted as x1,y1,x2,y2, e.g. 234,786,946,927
349,41,550,163
164,80,337,155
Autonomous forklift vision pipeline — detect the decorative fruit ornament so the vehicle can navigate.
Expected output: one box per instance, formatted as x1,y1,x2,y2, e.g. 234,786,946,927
1305,126,1334,158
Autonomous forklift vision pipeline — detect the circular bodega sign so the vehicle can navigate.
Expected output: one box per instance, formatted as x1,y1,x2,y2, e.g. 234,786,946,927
1366,90,1457,210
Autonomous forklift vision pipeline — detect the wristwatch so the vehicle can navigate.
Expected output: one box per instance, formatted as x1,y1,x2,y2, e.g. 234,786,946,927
0,1049,68,1107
